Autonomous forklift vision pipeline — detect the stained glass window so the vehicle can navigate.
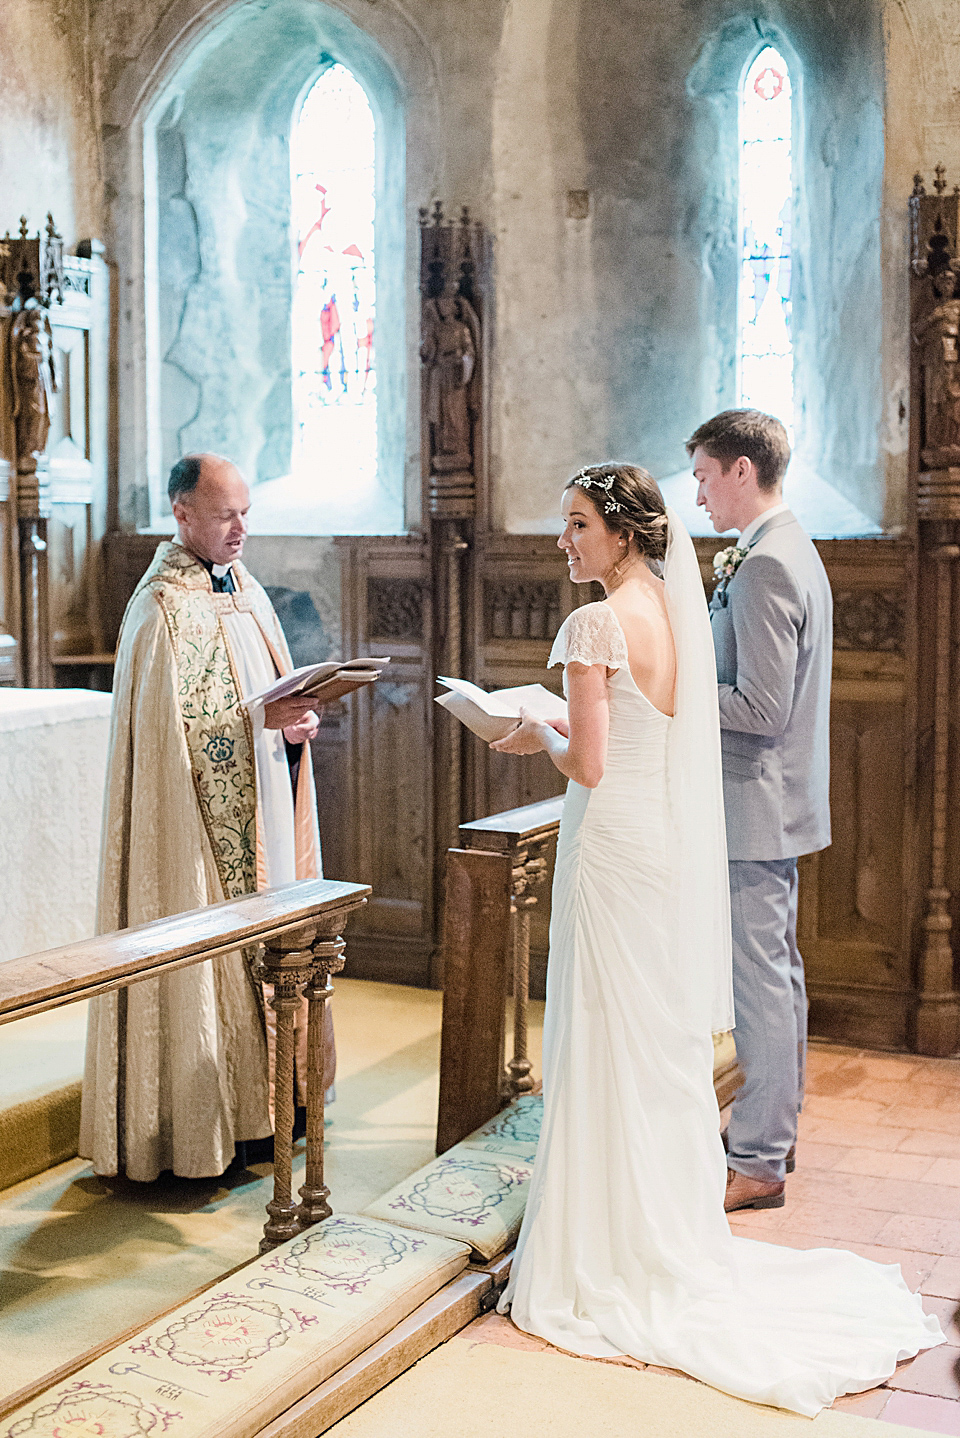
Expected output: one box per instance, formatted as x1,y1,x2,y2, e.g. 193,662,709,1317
738,46,793,435
291,64,377,499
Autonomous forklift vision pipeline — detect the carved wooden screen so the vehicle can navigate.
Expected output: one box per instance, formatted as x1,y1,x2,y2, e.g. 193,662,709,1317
47,254,111,678
795,543,911,1048
321,537,436,984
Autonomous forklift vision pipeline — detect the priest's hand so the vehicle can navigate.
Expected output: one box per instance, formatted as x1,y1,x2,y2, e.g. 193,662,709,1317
282,710,321,744
263,696,320,731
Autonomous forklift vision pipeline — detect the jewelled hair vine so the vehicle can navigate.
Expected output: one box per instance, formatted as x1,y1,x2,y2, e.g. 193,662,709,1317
572,468,622,514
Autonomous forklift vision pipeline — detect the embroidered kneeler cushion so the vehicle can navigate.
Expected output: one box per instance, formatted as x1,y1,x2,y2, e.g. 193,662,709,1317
363,1146,533,1260
459,1093,543,1163
0,1215,469,1438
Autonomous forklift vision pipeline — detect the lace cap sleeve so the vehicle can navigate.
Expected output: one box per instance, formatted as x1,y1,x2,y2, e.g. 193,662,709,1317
548,602,629,670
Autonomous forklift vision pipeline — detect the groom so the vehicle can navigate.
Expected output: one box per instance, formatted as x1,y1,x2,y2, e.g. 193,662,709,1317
687,410,832,1213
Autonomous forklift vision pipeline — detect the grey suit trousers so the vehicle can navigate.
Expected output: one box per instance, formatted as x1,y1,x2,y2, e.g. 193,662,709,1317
726,858,807,1184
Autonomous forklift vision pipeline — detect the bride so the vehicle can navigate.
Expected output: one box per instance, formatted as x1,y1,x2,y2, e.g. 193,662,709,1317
490,463,942,1415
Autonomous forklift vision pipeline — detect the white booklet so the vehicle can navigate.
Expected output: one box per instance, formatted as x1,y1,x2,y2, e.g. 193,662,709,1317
244,657,391,709
435,677,568,743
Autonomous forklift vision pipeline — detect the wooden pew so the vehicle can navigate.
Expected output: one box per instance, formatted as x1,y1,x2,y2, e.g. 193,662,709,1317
436,799,742,1153
0,877,370,1250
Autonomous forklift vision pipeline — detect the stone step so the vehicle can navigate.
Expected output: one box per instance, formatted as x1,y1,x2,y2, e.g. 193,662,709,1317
0,1003,87,1193
0,1080,81,1193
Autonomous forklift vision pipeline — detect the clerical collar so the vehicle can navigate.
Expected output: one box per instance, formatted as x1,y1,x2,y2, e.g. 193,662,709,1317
190,552,236,593
739,501,789,550
192,553,232,580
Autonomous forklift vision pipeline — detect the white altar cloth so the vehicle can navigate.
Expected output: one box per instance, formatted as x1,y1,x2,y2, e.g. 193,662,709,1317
0,687,112,963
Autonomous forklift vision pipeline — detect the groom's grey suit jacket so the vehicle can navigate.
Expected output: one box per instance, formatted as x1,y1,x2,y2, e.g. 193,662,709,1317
708,509,832,862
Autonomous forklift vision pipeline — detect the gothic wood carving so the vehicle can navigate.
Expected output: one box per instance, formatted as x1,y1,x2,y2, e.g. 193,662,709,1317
1,216,66,687
832,589,905,652
418,202,487,522
0,222,107,688
419,204,492,970
485,579,563,642
367,577,424,643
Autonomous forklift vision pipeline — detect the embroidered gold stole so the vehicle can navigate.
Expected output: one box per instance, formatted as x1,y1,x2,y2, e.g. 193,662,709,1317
125,541,290,901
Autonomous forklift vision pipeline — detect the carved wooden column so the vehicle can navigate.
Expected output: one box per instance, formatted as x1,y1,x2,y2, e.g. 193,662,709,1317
435,522,469,855
908,170,960,1056
257,931,315,1251
297,929,346,1229
918,526,959,1053
16,474,51,689
256,898,362,1250
420,205,490,973
505,838,549,1098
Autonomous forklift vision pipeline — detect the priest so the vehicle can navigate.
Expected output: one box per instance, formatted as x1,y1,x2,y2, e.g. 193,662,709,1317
80,453,332,1181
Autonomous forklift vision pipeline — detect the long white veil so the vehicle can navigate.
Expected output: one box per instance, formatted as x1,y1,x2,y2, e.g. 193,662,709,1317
662,506,735,1035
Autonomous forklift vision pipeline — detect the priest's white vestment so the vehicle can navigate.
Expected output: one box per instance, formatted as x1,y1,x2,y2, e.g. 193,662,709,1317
79,541,330,1181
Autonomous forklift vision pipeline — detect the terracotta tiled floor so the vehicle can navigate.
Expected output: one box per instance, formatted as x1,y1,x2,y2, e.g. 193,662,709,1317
464,1044,960,1434
727,1043,960,1430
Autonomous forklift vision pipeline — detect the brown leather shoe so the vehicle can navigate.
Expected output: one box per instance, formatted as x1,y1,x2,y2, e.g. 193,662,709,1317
724,1168,785,1212
721,1130,796,1174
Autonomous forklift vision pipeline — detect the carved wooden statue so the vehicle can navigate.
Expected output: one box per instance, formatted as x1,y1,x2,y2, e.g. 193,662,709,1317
418,203,489,906
421,281,480,474
10,303,57,472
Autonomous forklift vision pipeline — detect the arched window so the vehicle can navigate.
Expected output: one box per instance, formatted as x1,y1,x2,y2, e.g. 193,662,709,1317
291,63,378,508
738,46,793,434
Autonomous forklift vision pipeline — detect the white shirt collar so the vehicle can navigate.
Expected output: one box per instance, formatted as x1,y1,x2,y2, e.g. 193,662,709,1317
739,501,790,550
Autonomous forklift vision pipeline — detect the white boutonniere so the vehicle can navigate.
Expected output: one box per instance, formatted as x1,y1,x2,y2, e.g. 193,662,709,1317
713,545,749,582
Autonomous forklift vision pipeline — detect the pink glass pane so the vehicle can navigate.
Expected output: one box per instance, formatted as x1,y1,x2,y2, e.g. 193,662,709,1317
291,64,377,496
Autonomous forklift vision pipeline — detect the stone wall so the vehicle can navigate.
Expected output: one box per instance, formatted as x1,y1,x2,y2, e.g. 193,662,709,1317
491,0,887,531
5,0,959,535
0,0,100,251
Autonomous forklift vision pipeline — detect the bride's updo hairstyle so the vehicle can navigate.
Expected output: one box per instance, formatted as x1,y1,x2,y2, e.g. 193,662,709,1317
566,463,669,561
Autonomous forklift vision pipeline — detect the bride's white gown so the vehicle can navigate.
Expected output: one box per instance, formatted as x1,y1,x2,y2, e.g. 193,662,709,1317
499,514,942,1417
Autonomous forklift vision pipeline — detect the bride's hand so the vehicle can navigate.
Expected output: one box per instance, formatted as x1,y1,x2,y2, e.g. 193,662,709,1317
490,707,549,755
546,717,569,738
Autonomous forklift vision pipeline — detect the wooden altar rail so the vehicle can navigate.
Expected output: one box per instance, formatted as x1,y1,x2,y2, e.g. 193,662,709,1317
436,797,744,1155
0,877,370,1252
436,798,561,1154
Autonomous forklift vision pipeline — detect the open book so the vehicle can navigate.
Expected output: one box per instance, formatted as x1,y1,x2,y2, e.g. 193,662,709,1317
435,677,567,743
244,657,390,709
